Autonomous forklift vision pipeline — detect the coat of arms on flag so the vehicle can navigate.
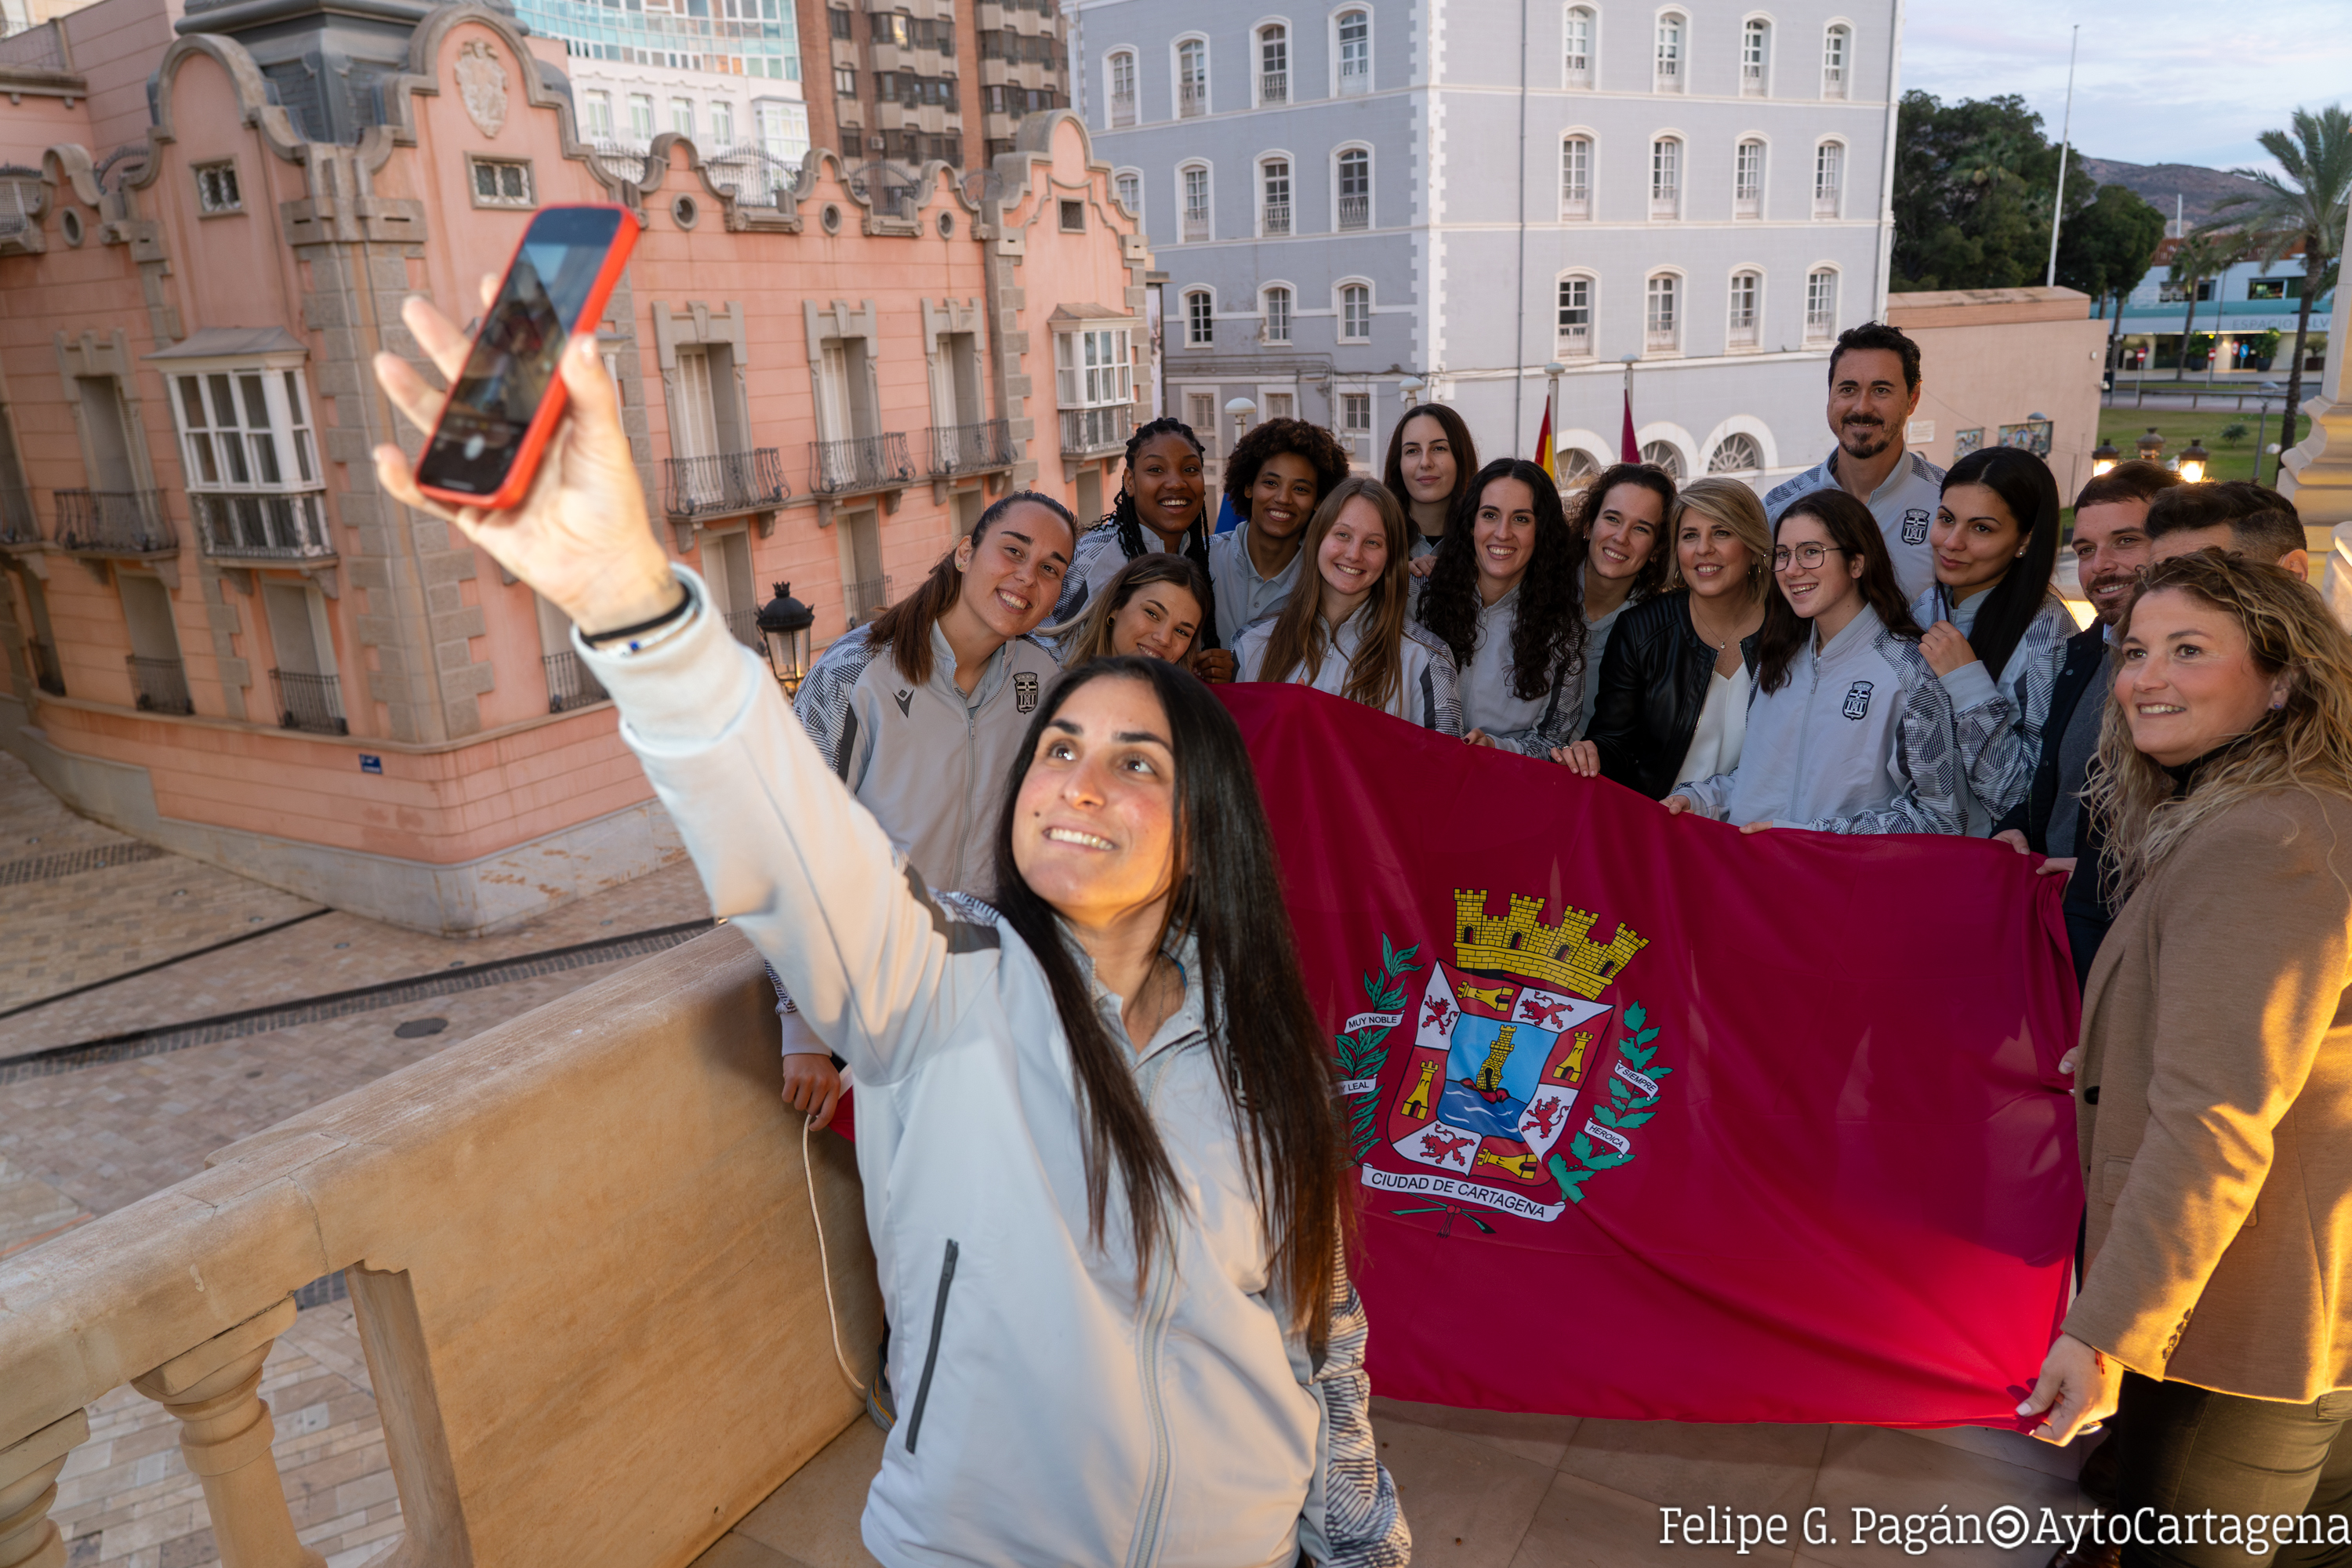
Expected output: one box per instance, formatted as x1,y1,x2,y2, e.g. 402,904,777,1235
1337,887,1657,1225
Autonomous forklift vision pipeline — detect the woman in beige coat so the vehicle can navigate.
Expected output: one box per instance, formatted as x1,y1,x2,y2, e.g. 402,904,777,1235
2020,552,2352,1568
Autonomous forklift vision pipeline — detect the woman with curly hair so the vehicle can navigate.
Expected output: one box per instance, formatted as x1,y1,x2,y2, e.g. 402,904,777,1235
1207,416,1355,655
1237,476,1462,735
1413,457,1586,754
1047,553,1209,670
1382,402,1479,557
2019,554,2352,1566
1570,463,1676,734
1051,417,1213,641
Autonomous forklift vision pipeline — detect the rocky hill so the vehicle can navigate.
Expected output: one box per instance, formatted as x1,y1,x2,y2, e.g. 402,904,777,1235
2076,156,2271,230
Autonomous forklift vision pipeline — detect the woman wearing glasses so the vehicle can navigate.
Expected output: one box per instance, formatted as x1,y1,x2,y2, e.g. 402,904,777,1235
1667,489,1965,835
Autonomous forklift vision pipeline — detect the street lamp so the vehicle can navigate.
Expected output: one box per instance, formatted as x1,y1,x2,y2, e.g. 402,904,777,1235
2091,438,2120,477
2136,427,2165,466
1398,376,1425,405
756,581,815,695
1225,395,1258,454
2178,437,2210,484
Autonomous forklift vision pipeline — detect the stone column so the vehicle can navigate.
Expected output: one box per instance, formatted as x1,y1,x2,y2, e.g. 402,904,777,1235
130,1297,324,1568
0,1409,89,1568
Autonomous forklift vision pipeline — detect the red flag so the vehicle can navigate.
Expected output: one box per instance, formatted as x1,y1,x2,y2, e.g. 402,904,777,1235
1621,390,1640,463
1223,684,2080,1425
1534,400,1555,480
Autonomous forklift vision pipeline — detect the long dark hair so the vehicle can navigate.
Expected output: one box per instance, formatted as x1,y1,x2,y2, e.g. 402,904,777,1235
1415,458,1586,701
1569,463,1678,600
1251,476,1416,713
989,657,1344,1344
1381,402,1481,525
1756,488,1922,694
1937,446,2060,679
867,490,1076,685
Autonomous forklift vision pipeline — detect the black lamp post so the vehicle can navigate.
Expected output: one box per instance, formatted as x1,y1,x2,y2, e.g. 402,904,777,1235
2179,437,2211,484
2091,438,2120,476
756,582,815,694
2136,427,2165,466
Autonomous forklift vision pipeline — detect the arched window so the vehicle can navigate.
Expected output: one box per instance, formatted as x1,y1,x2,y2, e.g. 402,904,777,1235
1260,157,1292,234
1180,162,1211,241
1727,270,1761,348
1560,134,1592,219
1258,24,1289,103
1108,49,1138,125
1813,140,1843,216
1806,267,1839,341
1337,9,1371,93
1654,11,1685,91
1115,169,1142,216
1645,273,1680,354
1263,285,1294,344
1734,138,1764,216
1650,136,1681,219
1563,5,1595,86
1820,24,1848,98
1740,18,1768,93
1178,37,1208,117
1708,432,1763,474
1337,147,1371,230
1640,440,1685,478
1559,448,1599,489
1185,288,1214,347
1340,282,1372,341
1556,274,1595,358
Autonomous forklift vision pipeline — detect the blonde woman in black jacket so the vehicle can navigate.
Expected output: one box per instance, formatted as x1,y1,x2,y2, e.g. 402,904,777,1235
1556,477,1773,797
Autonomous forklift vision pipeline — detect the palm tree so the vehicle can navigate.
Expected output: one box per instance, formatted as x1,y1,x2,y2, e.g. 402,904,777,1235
2166,229,2240,376
2202,104,2352,452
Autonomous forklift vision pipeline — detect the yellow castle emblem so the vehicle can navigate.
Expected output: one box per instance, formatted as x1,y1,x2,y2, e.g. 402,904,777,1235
1454,889,1648,1000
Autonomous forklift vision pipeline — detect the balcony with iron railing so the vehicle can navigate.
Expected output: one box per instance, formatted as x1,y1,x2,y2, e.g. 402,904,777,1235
808,432,916,496
846,573,894,628
27,637,64,697
1813,191,1840,219
543,649,608,712
191,489,333,562
1261,200,1290,237
662,449,790,520
1259,70,1286,103
1339,60,1369,94
0,485,36,547
1338,195,1369,230
1181,207,1210,243
1109,90,1136,125
269,668,347,735
1061,403,1134,457
126,654,193,715
720,609,763,650
1557,325,1592,360
55,489,173,555
927,418,1014,476
1178,79,1206,117
1644,327,1681,355
1650,194,1679,220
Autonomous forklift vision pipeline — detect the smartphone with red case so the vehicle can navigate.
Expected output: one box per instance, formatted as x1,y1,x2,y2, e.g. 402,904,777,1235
413,204,637,511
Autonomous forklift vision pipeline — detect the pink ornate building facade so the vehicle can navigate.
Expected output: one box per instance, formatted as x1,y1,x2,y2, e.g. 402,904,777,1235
0,0,1148,931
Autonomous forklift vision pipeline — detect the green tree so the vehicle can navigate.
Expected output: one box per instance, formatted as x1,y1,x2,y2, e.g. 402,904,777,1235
2204,104,2352,448
2167,229,2241,372
2056,183,2168,305
1891,91,2096,292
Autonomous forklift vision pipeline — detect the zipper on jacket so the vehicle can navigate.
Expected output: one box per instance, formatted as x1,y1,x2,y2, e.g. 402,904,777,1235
903,1238,959,1454
1121,1051,1185,1568
953,701,978,890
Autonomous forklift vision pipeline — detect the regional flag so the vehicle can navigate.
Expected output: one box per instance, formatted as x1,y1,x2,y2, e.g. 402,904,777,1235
1225,684,2081,1427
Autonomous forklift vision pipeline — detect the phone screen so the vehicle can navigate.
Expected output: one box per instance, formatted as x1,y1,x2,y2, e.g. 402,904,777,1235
416,206,625,496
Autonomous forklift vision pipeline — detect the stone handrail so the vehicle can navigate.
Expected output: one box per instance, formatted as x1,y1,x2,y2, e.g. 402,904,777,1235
0,927,883,1568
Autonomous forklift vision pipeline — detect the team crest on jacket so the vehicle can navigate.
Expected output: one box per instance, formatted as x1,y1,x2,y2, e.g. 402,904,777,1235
1841,681,1873,720
1901,508,1931,546
1013,671,1040,713
1334,890,1668,1228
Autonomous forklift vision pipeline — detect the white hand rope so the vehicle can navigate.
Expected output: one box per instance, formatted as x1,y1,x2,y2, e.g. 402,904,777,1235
803,1106,868,1399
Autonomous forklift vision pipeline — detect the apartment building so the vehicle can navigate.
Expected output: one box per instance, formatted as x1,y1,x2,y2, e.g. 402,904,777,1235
0,0,1147,932
1074,0,1901,487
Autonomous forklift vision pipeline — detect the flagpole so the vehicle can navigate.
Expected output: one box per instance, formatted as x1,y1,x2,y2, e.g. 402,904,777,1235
1544,360,1564,472
2043,24,2078,290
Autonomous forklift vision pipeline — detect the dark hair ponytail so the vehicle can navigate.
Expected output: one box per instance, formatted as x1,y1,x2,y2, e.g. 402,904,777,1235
869,490,1075,685
1939,446,2061,680
989,657,1345,1346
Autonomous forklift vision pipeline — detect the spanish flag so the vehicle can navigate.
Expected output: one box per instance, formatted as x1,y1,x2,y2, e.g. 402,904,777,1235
1534,397,1555,480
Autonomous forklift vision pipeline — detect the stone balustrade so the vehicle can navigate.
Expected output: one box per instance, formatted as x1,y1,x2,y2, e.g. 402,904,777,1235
0,927,883,1567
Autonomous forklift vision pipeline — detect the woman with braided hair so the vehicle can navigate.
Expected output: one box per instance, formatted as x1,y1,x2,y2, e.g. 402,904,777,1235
1051,418,1213,659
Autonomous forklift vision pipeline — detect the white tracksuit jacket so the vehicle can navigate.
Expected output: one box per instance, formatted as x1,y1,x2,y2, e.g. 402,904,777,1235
579,570,1410,1568
1234,607,1465,736
1675,604,1966,834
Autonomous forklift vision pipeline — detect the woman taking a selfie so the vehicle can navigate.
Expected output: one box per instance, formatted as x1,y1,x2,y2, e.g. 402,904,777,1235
1557,477,1772,797
1669,489,1964,835
2020,554,2352,1565
1050,554,1210,670
1238,475,1464,735
1414,458,1586,753
371,307,1410,1568
1382,401,1479,558
1912,446,2074,833
1053,417,1213,630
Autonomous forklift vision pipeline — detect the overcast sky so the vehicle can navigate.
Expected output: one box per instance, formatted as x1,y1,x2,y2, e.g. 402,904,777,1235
1901,0,2351,174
